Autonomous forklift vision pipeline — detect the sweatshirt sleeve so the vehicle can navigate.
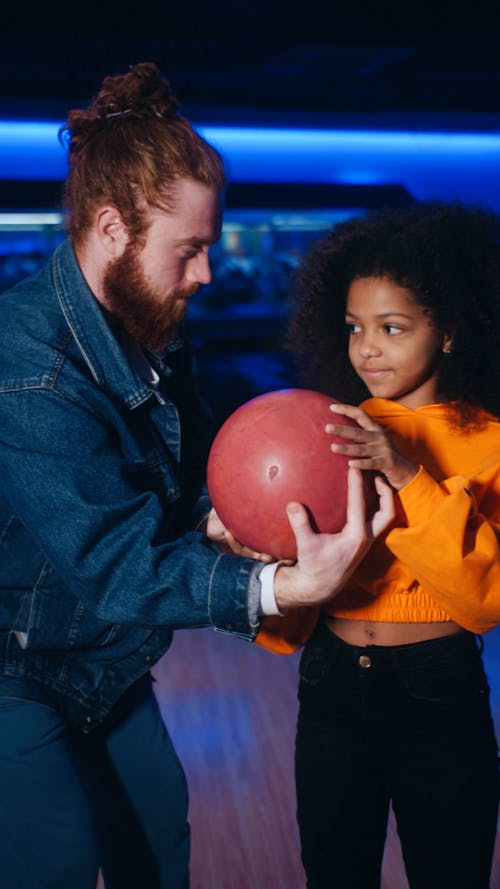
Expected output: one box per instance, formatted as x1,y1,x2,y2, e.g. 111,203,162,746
386,463,500,633
254,607,321,654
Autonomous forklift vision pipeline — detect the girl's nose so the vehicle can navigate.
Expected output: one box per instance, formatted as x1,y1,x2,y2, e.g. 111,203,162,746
359,336,382,358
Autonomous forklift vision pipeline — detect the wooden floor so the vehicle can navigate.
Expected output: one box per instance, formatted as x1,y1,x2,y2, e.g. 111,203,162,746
98,624,500,888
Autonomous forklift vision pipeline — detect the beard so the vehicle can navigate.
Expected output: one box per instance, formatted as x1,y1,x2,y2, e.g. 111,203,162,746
102,244,198,353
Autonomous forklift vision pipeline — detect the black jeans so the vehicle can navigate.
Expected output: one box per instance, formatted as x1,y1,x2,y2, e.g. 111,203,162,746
295,623,500,889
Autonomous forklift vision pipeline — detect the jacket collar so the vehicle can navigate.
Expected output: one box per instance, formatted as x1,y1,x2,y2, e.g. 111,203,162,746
51,240,181,410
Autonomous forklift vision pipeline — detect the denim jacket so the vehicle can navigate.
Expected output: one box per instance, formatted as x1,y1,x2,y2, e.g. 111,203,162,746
0,240,261,731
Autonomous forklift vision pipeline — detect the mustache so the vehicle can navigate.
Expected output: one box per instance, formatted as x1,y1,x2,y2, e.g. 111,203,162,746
176,285,199,300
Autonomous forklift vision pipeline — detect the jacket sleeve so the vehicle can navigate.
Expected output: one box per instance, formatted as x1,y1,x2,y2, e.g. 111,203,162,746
0,386,260,635
386,462,500,633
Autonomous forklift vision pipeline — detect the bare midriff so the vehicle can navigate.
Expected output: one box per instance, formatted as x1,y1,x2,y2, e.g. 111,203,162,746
324,616,464,646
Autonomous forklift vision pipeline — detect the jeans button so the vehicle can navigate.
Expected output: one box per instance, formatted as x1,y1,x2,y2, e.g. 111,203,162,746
359,655,372,668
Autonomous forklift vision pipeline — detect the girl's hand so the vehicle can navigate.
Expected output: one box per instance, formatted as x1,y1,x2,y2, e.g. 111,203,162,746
325,403,418,491
205,508,274,562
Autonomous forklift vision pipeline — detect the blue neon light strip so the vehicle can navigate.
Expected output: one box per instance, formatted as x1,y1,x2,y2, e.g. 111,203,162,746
0,122,68,180
1,120,500,206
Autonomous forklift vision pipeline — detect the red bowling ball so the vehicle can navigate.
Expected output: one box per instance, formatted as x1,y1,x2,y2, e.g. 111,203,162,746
207,388,378,560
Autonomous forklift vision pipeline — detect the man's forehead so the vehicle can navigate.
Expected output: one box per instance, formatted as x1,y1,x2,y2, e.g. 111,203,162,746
147,195,223,244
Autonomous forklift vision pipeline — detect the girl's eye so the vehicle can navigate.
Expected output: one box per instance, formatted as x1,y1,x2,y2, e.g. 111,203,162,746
346,322,360,334
384,323,404,335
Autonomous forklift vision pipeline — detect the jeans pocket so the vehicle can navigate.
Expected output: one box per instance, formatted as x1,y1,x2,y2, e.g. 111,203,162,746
404,635,490,704
298,625,340,689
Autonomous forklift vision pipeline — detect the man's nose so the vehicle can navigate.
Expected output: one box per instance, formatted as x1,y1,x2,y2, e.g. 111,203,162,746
188,252,211,285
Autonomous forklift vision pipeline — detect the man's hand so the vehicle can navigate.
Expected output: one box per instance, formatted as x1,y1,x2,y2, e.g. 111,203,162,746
205,508,273,562
273,467,394,611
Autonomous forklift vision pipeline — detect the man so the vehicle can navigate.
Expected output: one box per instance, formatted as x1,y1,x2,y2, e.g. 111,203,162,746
0,63,393,888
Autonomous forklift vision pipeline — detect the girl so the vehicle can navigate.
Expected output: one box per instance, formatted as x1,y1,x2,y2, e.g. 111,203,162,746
257,202,500,889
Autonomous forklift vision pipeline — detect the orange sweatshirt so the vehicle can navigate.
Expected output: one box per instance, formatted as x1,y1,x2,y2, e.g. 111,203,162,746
256,397,500,654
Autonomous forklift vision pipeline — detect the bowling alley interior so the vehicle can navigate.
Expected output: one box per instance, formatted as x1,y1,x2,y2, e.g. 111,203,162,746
2,3,500,887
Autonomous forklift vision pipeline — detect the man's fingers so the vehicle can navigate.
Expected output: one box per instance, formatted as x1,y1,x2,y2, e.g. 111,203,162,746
371,476,395,536
344,466,365,527
286,468,394,563
285,501,310,531
205,508,226,540
286,500,319,554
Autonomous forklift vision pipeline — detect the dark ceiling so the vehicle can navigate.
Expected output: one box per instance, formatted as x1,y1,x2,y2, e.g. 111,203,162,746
1,1,500,125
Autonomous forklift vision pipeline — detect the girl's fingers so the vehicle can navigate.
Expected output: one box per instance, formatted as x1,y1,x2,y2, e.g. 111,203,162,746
329,402,381,432
325,422,368,441
330,439,374,455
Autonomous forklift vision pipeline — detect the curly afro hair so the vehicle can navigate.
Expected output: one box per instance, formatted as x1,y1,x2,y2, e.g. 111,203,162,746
286,201,500,426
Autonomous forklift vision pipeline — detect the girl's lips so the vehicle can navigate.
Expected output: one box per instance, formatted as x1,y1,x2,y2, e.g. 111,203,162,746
360,367,390,377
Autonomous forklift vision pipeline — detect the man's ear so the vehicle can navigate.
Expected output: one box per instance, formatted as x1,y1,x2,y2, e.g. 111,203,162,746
95,206,128,256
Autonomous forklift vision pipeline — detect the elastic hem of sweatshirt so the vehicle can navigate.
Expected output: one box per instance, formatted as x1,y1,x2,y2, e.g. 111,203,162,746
329,587,452,624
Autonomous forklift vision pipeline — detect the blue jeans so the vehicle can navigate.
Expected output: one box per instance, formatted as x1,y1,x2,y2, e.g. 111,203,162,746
0,674,189,889
295,624,500,889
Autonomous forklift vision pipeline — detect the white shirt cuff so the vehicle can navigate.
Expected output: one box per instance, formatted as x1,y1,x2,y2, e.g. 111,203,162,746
258,562,282,616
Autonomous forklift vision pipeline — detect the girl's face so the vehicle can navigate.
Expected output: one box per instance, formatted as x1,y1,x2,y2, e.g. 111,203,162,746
345,276,452,409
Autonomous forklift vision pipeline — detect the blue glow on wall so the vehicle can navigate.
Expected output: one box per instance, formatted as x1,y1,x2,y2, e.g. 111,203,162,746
0,121,68,180
202,126,500,207
1,120,500,208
